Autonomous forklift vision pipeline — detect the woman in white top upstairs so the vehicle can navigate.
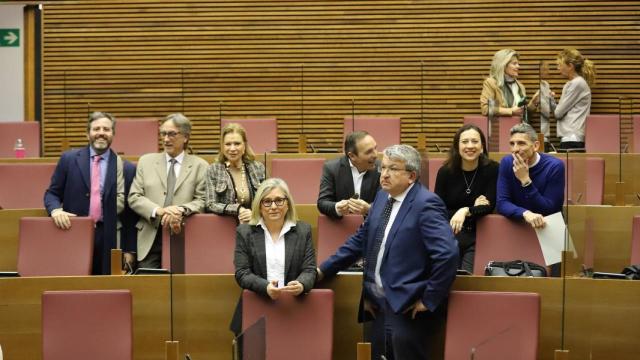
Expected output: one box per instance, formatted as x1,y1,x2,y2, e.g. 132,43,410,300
552,48,596,151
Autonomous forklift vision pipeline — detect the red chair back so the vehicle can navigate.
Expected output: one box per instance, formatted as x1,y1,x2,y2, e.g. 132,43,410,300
585,114,620,153
269,158,324,204
111,118,159,156
428,157,445,191
222,118,278,154
42,290,132,360
0,121,40,158
631,216,640,265
444,290,540,360
463,115,489,141
0,163,56,209
474,214,545,275
317,214,363,263
344,116,401,150
161,214,237,273
18,217,94,276
242,289,334,360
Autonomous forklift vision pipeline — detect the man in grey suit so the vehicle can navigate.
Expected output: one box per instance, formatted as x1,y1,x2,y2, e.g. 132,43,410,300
317,131,380,219
128,113,208,269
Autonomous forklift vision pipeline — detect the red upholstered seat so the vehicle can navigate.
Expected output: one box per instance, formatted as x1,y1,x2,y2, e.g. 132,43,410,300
463,115,489,141
222,118,278,154
316,214,363,263
42,290,132,360
428,157,445,191
18,217,94,276
110,118,159,156
242,289,334,360
561,157,605,205
269,158,324,204
161,213,237,273
344,116,401,150
474,214,545,275
633,115,640,153
585,114,620,153
631,216,640,265
444,290,540,360
0,163,56,209
0,121,40,158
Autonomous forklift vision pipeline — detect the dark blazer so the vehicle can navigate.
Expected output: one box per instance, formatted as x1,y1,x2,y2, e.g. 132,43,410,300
44,146,124,275
231,220,317,334
317,156,380,219
320,184,458,316
119,160,139,253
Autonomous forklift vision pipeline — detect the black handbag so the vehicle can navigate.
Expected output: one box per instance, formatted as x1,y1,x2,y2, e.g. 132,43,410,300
621,265,640,280
485,260,547,277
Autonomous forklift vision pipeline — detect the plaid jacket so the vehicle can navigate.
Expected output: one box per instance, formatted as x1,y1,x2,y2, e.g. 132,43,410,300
205,160,265,216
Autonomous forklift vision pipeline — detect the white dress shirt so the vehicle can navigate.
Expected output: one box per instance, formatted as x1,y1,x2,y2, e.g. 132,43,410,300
260,219,296,287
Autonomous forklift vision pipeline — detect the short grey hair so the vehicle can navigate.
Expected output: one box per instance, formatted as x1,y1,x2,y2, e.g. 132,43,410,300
249,177,298,225
87,111,116,133
164,113,191,137
510,122,538,142
383,145,421,175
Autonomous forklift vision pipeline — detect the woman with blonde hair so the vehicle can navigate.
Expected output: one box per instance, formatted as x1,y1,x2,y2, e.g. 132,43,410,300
230,178,316,334
552,48,596,151
481,49,537,118
205,123,265,223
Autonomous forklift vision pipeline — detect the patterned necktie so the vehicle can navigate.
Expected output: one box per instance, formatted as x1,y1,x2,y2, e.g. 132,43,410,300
89,155,102,222
164,158,177,207
366,197,395,274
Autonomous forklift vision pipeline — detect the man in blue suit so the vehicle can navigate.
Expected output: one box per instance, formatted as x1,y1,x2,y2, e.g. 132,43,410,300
318,144,458,360
44,111,128,275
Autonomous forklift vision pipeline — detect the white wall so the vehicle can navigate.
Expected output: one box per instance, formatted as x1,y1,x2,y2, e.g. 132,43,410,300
0,4,24,122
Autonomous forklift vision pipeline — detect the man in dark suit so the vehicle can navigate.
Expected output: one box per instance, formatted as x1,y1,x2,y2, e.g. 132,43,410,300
318,144,459,360
317,131,380,219
44,111,126,275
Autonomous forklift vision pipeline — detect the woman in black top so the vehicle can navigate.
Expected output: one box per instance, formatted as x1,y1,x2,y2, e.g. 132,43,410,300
434,124,499,273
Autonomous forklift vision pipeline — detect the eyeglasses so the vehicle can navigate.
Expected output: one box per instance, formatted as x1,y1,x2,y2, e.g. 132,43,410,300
160,131,181,138
261,197,287,208
378,165,409,174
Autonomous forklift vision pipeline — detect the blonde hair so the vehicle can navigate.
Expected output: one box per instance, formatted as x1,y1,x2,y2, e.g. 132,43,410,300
217,123,256,163
490,49,519,88
557,48,596,87
249,178,298,225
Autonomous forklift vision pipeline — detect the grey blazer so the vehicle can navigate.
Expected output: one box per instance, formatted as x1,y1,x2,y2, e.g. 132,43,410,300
234,221,317,295
230,220,317,334
205,160,265,216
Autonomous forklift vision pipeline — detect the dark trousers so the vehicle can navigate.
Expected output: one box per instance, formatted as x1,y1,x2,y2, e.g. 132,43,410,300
559,141,585,152
368,296,444,360
91,222,106,275
138,229,162,269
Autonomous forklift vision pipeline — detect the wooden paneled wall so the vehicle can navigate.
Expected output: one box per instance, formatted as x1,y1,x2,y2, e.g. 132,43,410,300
36,0,640,156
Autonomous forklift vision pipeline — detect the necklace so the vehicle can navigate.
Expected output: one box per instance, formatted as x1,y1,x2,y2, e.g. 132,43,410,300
227,162,249,205
462,167,478,195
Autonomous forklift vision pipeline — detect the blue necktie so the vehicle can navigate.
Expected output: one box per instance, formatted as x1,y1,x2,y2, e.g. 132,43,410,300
366,197,396,275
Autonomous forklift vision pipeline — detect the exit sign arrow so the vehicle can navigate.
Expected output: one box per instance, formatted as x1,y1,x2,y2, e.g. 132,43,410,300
0,29,20,47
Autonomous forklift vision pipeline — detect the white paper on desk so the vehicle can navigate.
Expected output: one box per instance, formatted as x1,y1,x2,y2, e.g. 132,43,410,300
534,212,577,266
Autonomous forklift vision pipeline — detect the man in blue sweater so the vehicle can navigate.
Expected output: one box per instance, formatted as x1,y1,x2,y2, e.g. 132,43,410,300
496,123,564,228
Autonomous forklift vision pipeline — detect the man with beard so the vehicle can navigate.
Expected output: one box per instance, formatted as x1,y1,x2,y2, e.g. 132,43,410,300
128,113,208,269
44,111,127,275
317,131,380,219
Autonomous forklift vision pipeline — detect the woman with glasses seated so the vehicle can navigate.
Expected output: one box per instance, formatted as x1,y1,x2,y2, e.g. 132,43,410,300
205,123,265,224
434,124,498,273
230,177,317,335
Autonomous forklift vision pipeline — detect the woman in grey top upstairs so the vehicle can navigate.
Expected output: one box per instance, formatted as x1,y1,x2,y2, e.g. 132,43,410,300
551,48,596,151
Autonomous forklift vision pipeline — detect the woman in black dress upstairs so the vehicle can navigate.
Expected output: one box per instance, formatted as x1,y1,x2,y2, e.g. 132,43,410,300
434,124,499,273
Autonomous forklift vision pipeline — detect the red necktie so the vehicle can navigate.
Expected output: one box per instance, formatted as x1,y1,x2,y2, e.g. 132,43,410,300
89,155,102,222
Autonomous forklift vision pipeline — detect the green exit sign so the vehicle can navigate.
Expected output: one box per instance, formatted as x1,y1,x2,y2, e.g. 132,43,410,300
0,29,20,47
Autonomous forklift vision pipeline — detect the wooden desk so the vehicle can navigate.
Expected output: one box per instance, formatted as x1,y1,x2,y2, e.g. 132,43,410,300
2,275,640,360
